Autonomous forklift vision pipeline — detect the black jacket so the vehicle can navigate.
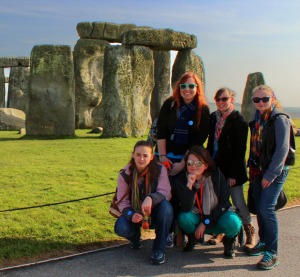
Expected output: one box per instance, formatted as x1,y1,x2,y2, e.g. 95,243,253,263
156,97,210,156
207,110,248,186
173,168,231,229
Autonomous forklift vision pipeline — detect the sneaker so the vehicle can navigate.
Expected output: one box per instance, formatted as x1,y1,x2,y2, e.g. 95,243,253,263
247,241,266,256
257,251,279,270
166,233,174,248
150,250,165,265
130,241,142,249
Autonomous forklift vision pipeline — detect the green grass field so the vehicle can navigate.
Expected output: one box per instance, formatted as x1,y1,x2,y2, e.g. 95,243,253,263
0,121,299,266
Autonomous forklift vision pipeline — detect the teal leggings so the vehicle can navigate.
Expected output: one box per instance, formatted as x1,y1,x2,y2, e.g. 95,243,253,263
177,211,242,238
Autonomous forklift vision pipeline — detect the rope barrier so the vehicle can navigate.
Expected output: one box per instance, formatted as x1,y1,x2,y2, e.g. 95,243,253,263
1,165,299,213
0,191,115,213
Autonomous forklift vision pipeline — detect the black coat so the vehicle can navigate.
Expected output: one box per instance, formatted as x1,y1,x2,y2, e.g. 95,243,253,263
173,168,231,228
156,97,210,156
207,110,248,186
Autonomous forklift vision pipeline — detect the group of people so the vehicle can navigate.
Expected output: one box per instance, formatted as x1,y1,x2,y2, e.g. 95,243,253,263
113,72,293,270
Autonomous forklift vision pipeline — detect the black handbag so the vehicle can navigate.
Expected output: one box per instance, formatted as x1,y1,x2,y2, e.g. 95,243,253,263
247,184,287,215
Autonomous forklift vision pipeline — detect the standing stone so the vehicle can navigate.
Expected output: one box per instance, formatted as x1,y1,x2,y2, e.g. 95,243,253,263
150,51,170,120
26,45,75,136
0,68,5,107
171,49,205,88
93,45,154,137
73,39,109,128
7,67,30,113
241,72,265,123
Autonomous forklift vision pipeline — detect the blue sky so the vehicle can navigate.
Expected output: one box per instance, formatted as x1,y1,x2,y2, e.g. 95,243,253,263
1,0,300,107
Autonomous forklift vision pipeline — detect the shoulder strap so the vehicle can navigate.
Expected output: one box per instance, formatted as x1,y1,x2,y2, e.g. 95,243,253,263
115,187,129,205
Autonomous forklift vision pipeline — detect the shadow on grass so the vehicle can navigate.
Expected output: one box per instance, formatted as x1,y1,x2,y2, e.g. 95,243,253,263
0,134,102,141
0,237,126,268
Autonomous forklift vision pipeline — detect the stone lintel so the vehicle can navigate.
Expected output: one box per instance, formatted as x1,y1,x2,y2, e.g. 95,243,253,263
0,57,30,68
122,28,197,51
77,21,141,43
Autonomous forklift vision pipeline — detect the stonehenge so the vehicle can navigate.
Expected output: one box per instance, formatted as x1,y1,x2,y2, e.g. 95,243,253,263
1,21,264,137
1,22,205,137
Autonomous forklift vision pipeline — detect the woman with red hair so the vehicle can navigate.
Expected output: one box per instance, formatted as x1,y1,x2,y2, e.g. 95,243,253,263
156,71,210,247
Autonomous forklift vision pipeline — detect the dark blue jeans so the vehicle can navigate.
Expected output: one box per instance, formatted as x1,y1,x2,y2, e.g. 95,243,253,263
252,168,289,255
114,200,173,253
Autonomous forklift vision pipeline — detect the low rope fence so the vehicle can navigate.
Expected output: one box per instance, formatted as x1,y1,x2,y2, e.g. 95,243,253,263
0,191,115,213
1,166,299,213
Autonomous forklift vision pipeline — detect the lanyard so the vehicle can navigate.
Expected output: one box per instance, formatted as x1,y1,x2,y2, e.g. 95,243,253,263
195,182,204,218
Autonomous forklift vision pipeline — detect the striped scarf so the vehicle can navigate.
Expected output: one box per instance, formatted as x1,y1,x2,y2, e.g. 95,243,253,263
212,105,234,159
132,167,150,213
249,108,272,179
172,99,197,145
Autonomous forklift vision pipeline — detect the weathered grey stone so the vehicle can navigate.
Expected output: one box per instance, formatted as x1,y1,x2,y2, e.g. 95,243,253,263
171,49,205,88
26,45,75,136
0,68,4,107
241,72,265,123
18,127,26,135
150,51,170,120
0,108,25,130
73,39,109,129
122,28,197,51
77,22,139,43
76,22,94,38
0,57,30,67
93,45,154,137
7,67,30,113
87,127,103,134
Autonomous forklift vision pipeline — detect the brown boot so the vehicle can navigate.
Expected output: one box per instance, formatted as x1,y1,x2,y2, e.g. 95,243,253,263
206,233,225,245
243,223,256,250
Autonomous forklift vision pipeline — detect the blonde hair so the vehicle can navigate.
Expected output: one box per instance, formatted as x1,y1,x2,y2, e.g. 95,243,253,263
252,85,282,111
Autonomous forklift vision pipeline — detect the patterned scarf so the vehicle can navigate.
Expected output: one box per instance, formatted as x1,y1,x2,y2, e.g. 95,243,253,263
212,104,234,159
132,166,150,213
249,108,273,179
195,176,218,217
171,99,197,145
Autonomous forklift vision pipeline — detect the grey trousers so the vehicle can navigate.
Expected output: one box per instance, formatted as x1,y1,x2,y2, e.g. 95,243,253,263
229,185,252,225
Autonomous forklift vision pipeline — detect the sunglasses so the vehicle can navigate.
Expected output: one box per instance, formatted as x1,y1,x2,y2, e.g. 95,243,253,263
215,97,230,102
179,83,198,90
187,160,204,167
252,97,271,103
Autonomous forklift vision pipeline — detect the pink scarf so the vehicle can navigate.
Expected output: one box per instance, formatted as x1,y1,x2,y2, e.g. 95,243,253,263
214,104,234,141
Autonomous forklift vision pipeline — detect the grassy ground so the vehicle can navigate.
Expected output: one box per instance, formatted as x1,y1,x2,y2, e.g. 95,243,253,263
0,121,299,267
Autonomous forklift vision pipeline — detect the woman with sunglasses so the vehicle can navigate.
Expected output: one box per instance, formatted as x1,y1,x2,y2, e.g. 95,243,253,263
114,140,173,265
206,88,256,250
174,145,242,257
246,85,292,270
156,72,210,247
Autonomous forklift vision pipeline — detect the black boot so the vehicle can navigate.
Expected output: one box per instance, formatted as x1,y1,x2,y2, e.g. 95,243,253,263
222,235,236,258
183,234,196,252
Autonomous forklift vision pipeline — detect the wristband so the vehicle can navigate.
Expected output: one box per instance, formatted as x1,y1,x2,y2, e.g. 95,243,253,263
159,154,166,157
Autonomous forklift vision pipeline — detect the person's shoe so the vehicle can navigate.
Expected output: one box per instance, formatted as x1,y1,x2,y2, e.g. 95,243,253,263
206,233,225,245
130,241,142,249
182,234,197,252
166,233,174,248
150,250,165,265
222,235,236,259
247,241,266,256
243,222,256,251
257,251,279,270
